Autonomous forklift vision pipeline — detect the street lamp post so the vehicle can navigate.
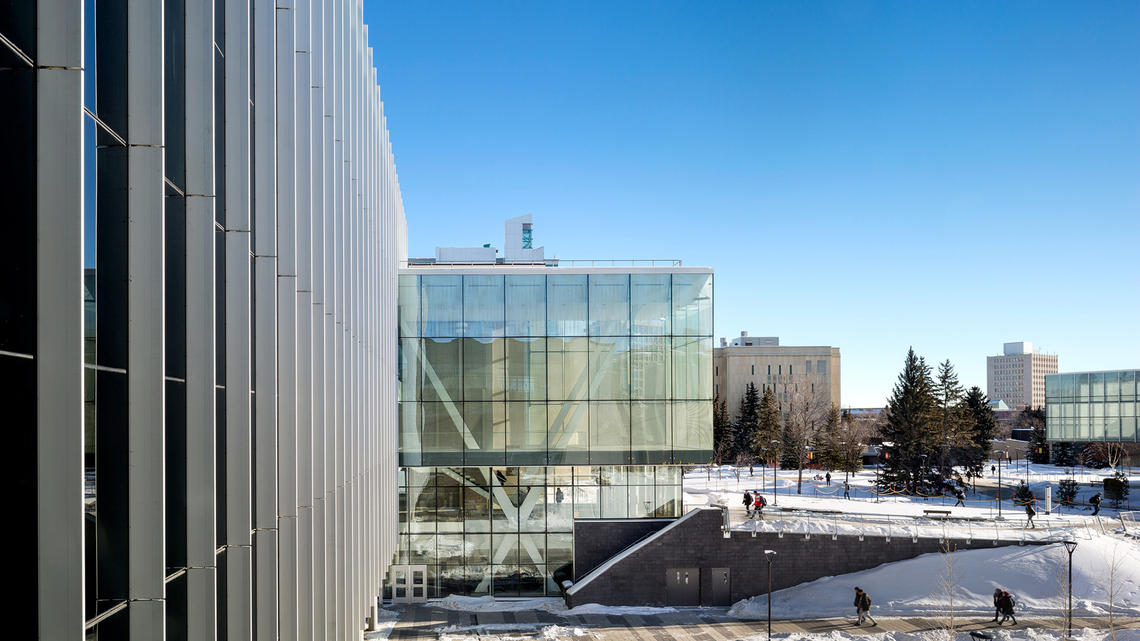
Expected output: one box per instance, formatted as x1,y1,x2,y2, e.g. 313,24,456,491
764,550,777,641
1064,540,1078,639
770,440,780,506
997,451,1006,518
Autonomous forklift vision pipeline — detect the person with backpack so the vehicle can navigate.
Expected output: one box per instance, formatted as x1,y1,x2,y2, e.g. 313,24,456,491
997,590,1017,625
1025,502,1036,528
826,471,832,486
843,480,851,500
1090,492,1102,516
954,489,966,507
743,490,753,518
754,493,767,518
853,587,876,626
991,588,1003,622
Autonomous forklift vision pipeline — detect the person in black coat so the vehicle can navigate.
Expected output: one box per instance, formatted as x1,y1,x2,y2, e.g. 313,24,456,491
991,588,1002,622
853,587,877,626
1025,502,1036,528
997,590,1017,625
954,490,965,507
1090,492,1102,516
743,491,753,518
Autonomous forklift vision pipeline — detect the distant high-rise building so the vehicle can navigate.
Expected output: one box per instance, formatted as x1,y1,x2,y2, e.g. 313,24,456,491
713,333,841,418
986,342,1058,410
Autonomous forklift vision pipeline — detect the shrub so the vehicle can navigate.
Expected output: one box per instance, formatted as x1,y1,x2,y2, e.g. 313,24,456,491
1014,482,1034,505
1104,471,1130,507
1058,478,1079,505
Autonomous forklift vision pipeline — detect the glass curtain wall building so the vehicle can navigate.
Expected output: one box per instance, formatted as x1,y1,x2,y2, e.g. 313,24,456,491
4,1,405,639
396,267,714,596
1046,371,1140,442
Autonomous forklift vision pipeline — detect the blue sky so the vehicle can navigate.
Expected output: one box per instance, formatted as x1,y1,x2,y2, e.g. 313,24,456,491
363,1,1140,408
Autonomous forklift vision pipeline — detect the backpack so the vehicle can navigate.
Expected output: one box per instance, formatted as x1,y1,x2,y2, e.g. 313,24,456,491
757,495,767,507
1091,495,1101,505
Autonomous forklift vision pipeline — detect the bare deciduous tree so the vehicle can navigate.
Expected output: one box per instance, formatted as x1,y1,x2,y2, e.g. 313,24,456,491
780,387,830,494
935,542,959,639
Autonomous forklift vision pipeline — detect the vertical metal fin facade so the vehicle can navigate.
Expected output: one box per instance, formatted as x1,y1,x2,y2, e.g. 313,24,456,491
12,0,405,637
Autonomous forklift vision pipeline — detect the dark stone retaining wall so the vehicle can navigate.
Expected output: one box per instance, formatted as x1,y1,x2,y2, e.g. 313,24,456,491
567,508,1043,607
573,518,674,581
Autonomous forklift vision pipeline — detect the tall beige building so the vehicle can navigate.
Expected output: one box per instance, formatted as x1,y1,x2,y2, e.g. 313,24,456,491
713,332,841,419
986,341,1058,410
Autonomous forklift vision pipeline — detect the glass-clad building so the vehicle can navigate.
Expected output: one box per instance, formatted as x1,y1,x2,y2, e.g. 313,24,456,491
396,267,714,595
1045,370,1140,442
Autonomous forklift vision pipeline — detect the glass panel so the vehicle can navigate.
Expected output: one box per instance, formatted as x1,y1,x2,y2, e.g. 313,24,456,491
547,402,589,463
572,485,599,519
589,401,631,464
409,534,435,564
546,533,573,566
492,534,519,564
521,491,546,533
464,402,506,465
547,487,572,532
628,484,655,518
631,273,670,336
1121,371,1137,401
398,402,422,466
421,338,462,403
599,484,628,518
632,401,669,464
437,475,464,533
588,274,630,336
548,337,588,401
398,274,419,337
492,493,520,533
589,336,630,400
1091,373,1105,399
672,337,712,400
654,484,681,517
399,338,421,403
546,274,587,337
671,273,712,336
673,400,714,462
463,338,506,402
506,402,547,464
1105,371,1120,399
631,337,668,399
465,533,491,563
505,275,546,336
421,403,465,463
464,488,490,533
506,338,546,401
437,534,465,565
421,274,463,338
1077,373,1090,401
1046,374,1060,400
463,274,505,338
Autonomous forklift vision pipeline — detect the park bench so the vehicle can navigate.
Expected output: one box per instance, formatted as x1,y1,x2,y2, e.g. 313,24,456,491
923,509,951,517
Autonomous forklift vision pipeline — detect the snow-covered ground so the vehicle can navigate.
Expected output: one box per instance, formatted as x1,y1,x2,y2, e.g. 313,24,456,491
729,534,1140,619
740,630,1139,641
430,595,677,617
682,461,1138,542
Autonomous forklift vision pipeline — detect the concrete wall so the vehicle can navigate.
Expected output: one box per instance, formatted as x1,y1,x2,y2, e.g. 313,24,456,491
566,509,1038,607
713,345,841,419
573,519,674,580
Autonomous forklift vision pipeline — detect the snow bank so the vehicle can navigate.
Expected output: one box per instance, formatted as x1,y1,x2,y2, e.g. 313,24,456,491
432,595,568,613
436,623,596,640
729,535,1140,620
562,603,677,616
738,629,1138,641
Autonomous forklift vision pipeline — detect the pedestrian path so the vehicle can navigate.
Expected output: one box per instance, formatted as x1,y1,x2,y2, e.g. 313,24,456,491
384,604,1140,640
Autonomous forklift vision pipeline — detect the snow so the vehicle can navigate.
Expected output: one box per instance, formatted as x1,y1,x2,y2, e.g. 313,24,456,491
738,630,1139,641
435,622,597,640
562,603,677,616
433,595,568,613
728,534,1140,620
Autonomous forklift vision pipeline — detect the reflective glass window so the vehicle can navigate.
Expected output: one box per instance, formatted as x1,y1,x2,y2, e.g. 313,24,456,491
546,274,587,336
505,275,546,336
588,274,630,336
672,337,712,400
399,338,421,402
547,402,589,463
548,337,588,401
421,275,463,338
631,337,669,399
673,400,714,460
464,275,505,337
632,401,669,463
589,336,630,400
464,401,506,465
631,273,670,336
506,338,546,401
399,274,419,337
463,338,506,402
422,338,463,403
506,402,547,464
421,403,464,462
589,401,631,464
671,273,712,336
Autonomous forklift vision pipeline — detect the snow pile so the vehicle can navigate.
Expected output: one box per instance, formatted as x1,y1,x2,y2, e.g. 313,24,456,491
563,603,677,616
436,623,596,640
542,625,594,639
730,535,1140,619
433,595,568,613
738,629,1138,641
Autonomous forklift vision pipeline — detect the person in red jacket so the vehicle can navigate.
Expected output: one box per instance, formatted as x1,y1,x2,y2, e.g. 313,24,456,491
754,493,767,519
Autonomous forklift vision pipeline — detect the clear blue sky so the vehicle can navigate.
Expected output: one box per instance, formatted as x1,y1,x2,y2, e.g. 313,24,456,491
363,1,1140,408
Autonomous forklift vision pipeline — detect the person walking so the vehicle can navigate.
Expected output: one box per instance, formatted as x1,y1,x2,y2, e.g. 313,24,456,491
754,493,767,519
997,590,1017,625
826,472,832,486
743,490,753,518
991,588,1003,622
853,587,877,626
1025,502,1036,528
954,490,965,507
843,480,851,500
1090,492,1102,516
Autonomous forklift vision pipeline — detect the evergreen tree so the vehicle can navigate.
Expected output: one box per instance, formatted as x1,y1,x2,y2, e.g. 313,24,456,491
817,404,844,470
878,348,937,492
931,360,969,482
712,395,736,464
752,386,782,464
960,386,996,478
1020,407,1050,463
1051,442,1084,467
735,383,761,459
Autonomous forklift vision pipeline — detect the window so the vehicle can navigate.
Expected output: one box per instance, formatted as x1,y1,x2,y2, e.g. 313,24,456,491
751,364,754,375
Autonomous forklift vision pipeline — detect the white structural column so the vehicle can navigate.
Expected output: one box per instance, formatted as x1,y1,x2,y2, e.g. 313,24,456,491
126,0,167,638
276,2,300,641
310,0,328,637
225,0,255,637
252,0,280,638
35,0,84,638
185,0,219,640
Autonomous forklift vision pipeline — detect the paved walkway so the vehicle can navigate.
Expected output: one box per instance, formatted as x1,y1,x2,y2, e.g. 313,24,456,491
385,603,1140,640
